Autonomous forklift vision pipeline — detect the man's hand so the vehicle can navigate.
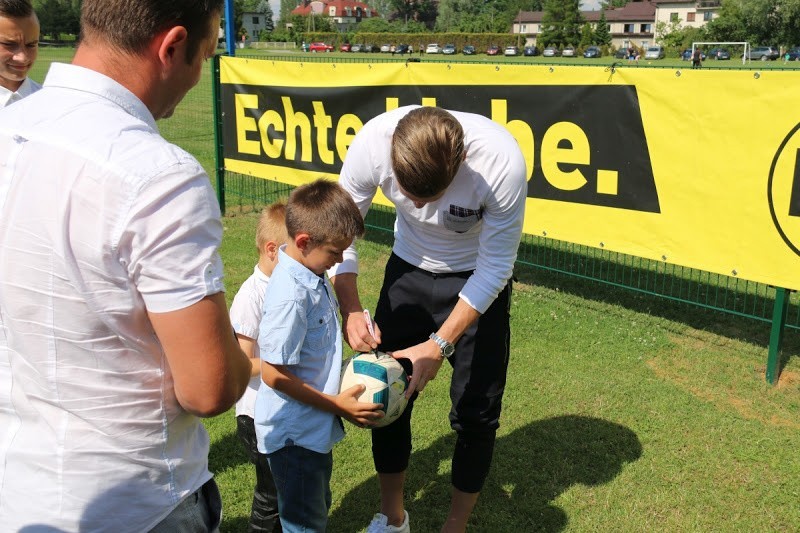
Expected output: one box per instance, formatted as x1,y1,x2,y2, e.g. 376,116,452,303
342,310,381,353
336,384,384,426
392,339,444,398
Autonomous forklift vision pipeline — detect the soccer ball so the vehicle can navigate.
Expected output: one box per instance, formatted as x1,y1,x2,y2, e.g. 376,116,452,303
340,351,409,428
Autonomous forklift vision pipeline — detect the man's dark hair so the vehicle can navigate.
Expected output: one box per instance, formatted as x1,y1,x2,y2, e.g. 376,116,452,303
0,0,34,18
80,0,222,63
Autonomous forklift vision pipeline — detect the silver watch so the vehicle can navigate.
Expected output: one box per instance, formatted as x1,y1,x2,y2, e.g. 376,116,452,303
429,332,455,359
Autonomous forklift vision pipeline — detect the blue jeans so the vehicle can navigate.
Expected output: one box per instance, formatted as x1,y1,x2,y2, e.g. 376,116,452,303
149,478,222,533
267,445,332,533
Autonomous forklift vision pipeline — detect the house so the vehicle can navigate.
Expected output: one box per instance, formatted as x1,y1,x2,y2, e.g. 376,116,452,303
512,0,720,51
291,0,377,32
241,11,272,40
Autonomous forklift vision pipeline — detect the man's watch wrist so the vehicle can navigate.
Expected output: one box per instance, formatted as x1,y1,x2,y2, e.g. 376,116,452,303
429,332,455,359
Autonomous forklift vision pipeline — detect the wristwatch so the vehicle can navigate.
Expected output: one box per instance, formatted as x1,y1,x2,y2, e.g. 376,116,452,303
429,332,455,359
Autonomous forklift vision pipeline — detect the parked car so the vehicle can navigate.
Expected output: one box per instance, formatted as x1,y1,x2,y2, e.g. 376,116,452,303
615,47,629,59
681,48,705,61
462,45,476,55
562,46,576,57
749,46,780,61
339,43,351,52
504,45,520,56
360,43,377,53
350,43,362,52
442,43,457,55
425,43,441,54
786,47,800,61
583,46,601,58
380,43,391,53
643,46,665,59
486,45,500,56
395,44,410,55
523,45,539,57
707,47,730,60
308,42,333,53
542,46,561,57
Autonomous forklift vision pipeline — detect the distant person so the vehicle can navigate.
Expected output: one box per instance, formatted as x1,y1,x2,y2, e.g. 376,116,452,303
0,0,251,531
255,179,382,532
230,202,290,533
0,0,40,107
692,48,703,68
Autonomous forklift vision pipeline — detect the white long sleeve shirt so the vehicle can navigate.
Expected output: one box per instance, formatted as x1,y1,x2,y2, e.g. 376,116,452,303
330,105,528,313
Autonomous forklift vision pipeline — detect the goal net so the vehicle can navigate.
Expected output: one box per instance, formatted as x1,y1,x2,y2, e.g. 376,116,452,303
691,41,749,65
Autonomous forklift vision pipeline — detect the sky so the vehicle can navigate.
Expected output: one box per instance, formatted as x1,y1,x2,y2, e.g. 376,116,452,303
580,0,604,10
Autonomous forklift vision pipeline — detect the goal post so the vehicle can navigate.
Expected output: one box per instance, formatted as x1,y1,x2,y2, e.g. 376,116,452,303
692,41,749,65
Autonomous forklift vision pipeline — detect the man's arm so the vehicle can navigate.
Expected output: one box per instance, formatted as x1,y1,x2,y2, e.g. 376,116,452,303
329,272,381,352
149,292,251,417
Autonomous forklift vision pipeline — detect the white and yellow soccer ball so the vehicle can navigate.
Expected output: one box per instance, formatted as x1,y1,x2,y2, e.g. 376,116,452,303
340,351,409,428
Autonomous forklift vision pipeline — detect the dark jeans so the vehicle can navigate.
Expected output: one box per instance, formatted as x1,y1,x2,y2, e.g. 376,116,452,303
236,415,282,533
372,253,512,493
267,445,333,533
149,478,222,533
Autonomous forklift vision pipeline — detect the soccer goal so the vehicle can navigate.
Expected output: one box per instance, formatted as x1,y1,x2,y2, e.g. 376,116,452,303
692,41,749,65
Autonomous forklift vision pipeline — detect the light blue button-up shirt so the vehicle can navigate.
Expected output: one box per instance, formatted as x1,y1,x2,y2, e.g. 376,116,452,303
255,247,344,454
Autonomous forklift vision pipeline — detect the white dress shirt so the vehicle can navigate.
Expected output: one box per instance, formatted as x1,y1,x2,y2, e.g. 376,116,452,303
0,63,225,531
330,105,528,313
0,77,42,107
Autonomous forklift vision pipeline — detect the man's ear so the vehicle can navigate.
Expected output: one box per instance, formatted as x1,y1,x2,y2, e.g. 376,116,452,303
156,25,189,71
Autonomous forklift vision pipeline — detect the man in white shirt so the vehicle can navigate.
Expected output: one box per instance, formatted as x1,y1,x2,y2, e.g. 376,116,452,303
329,106,528,533
0,0,251,531
0,0,41,107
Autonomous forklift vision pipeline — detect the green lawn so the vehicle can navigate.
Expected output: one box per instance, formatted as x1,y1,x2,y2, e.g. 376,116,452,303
29,48,800,532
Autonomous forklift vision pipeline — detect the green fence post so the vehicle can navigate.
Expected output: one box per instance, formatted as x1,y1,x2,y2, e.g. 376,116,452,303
766,287,789,385
211,54,225,215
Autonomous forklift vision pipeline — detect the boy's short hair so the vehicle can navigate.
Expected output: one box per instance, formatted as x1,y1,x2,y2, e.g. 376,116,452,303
286,179,364,245
0,0,34,18
391,107,464,199
256,201,288,252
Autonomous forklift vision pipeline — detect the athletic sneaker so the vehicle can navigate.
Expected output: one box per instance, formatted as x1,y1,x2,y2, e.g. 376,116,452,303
366,510,410,533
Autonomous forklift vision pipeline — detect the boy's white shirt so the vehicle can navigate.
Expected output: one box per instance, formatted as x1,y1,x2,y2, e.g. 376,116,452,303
230,264,271,419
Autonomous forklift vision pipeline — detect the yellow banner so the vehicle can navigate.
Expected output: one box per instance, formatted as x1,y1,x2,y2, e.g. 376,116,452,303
219,55,800,290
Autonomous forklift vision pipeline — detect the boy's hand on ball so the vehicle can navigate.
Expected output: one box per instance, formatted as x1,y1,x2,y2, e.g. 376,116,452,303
393,341,444,398
336,383,384,426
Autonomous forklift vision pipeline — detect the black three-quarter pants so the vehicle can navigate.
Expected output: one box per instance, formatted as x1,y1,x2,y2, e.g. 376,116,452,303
372,253,512,494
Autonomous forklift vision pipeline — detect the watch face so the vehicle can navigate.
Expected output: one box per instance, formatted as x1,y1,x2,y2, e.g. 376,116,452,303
443,343,455,357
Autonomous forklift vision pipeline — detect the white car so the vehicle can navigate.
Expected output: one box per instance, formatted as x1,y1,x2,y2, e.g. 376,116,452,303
562,46,576,57
380,44,391,53
425,43,441,54
644,46,665,59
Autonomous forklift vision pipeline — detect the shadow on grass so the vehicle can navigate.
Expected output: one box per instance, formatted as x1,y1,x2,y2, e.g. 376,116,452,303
209,428,249,475
329,415,641,532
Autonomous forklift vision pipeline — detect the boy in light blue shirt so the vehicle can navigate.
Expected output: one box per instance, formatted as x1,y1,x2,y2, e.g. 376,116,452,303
255,179,383,533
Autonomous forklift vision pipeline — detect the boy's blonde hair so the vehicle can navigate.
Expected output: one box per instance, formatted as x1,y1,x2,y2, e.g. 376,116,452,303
256,201,289,253
286,179,364,244
391,107,464,199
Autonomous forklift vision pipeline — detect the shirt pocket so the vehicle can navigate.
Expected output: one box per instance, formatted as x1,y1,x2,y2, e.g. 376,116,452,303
306,307,334,351
442,204,483,234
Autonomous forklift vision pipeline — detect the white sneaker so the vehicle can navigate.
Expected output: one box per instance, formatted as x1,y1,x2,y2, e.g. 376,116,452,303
366,510,410,533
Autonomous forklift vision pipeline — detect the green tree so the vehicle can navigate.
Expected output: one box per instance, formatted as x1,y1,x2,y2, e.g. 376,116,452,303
539,0,582,47
593,10,611,46
36,0,78,41
255,0,275,33
357,17,393,32
579,21,594,47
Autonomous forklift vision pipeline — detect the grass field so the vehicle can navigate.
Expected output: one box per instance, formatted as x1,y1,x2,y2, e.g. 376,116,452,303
28,48,800,532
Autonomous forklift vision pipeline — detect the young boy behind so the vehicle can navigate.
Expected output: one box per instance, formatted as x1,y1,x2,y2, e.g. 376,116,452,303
230,202,289,532
255,179,383,532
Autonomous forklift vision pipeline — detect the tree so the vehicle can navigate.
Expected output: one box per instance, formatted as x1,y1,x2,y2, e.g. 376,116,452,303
593,10,611,46
255,0,275,33
579,21,594,47
36,0,79,41
539,0,582,47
